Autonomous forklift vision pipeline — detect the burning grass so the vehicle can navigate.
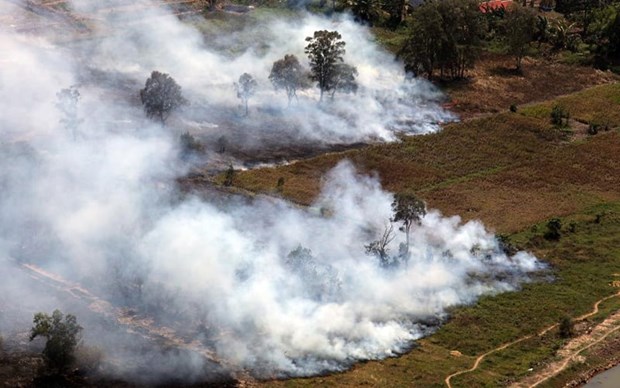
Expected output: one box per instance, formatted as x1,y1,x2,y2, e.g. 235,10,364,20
256,200,620,387
223,83,620,386
231,83,620,233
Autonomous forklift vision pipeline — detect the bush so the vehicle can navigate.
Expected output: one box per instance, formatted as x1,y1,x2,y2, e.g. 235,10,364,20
497,234,517,255
551,105,570,127
276,177,285,191
544,218,562,240
588,123,599,135
179,132,204,155
29,310,82,371
559,316,574,338
224,164,235,186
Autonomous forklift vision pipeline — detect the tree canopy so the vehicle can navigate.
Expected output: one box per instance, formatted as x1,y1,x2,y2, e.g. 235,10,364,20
391,193,426,263
30,310,82,371
399,0,485,79
140,71,187,124
235,73,257,116
305,30,352,102
503,4,538,71
269,54,310,106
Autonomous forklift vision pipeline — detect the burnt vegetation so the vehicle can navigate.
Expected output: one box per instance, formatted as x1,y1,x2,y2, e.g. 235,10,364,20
2,0,620,387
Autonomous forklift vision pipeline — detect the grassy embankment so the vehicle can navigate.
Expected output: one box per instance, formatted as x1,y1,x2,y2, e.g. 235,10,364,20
214,83,620,386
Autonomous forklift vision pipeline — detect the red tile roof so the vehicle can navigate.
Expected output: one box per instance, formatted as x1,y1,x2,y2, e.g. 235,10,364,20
479,0,513,13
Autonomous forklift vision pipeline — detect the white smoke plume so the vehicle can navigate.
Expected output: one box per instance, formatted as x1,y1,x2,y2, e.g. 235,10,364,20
0,1,540,383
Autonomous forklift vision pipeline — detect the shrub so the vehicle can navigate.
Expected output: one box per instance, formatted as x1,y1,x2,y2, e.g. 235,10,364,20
544,218,562,240
276,177,285,191
497,234,517,255
179,132,204,155
559,316,574,338
568,222,577,233
588,123,600,135
550,105,569,127
224,164,235,186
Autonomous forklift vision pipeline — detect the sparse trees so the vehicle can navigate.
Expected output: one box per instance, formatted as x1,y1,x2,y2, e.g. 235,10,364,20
29,310,82,371
269,54,310,106
391,193,426,262
56,86,81,139
503,4,538,71
235,73,257,116
140,71,187,124
305,30,355,102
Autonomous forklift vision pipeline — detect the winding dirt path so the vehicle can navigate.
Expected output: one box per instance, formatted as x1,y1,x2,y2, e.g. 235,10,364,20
444,291,620,388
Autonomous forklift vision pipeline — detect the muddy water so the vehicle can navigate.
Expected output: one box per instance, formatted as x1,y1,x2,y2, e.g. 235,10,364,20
584,365,620,387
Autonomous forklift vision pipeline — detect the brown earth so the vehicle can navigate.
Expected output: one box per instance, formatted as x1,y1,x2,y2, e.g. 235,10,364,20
442,51,619,121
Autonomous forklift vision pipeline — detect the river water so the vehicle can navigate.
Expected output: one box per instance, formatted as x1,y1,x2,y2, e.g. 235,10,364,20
584,365,620,387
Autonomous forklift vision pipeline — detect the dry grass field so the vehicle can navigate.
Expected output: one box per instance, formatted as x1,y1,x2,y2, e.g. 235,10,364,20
229,83,620,233
215,83,620,387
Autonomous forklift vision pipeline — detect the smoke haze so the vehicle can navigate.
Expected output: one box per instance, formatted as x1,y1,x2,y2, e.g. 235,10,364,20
0,0,541,382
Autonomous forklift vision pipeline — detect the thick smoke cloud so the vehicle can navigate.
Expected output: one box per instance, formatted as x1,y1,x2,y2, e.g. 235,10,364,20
1,1,540,382
66,0,453,144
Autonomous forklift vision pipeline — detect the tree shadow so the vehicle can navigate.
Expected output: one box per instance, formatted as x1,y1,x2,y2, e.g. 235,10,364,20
489,66,524,77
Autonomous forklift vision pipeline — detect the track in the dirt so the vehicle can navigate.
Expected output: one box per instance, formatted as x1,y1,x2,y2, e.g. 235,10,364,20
444,291,620,388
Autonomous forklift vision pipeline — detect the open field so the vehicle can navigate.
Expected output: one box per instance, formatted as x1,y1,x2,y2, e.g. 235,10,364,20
220,83,620,386
230,83,620,232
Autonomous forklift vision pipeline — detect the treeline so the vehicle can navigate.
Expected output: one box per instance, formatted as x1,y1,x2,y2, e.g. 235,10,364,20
394,0,620,79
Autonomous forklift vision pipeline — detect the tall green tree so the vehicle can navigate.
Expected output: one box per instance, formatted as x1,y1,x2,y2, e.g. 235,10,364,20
56,86,81,140
30,310,82,371
503,4,538,71
589,2,620,67
269,54,310,106
328,63,359,99
305,30,347,102
140,71,187,124
235,73,257,116
391,193,426,262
